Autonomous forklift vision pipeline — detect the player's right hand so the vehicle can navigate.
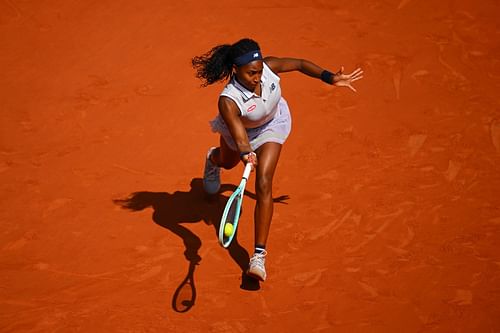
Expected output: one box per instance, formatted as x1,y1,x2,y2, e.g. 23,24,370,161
242,152,257,170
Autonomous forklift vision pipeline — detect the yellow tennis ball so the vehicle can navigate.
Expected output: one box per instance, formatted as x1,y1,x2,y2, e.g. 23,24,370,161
224,223,234,237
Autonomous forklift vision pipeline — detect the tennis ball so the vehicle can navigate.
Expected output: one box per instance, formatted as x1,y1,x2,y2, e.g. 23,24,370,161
224,223,234,237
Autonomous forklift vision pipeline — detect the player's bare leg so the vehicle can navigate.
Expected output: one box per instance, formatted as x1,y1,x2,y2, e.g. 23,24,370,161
211,136,240,169
247,142,282,281
203,136,240,194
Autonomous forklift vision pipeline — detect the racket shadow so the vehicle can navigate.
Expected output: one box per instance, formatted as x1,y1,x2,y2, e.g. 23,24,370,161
171,260,197,312
114,178,289,309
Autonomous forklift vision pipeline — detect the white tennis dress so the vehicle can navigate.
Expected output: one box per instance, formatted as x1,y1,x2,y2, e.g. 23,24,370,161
210,62,292,151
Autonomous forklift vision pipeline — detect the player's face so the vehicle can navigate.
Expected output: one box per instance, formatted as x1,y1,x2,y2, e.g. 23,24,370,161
234,60,263,92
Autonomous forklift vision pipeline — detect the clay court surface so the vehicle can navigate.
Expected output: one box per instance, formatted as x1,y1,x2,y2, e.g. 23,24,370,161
1,0,500,331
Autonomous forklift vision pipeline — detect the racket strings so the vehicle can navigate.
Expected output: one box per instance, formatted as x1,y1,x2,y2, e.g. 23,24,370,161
222,195,242,242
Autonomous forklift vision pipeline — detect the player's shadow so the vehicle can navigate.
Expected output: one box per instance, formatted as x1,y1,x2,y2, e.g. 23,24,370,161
113,177,289,312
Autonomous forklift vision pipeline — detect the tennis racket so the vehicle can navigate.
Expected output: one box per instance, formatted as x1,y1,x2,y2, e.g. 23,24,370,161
218,161,253,248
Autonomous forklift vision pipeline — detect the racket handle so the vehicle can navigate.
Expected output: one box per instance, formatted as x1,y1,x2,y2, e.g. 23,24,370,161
242,162,252,180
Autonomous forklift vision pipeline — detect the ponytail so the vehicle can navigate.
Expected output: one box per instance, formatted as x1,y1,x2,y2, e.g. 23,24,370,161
192,38,261,87
192,44,232,87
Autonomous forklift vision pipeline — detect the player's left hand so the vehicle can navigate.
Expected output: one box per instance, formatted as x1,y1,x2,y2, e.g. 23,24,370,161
333,67,364,92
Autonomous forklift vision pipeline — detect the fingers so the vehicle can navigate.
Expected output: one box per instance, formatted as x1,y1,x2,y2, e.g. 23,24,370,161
243,152,258,169
351,75,364,82
332,66,363,92
350,67,363,76
248,152,258,167
251,154,258,170
348,68,364,79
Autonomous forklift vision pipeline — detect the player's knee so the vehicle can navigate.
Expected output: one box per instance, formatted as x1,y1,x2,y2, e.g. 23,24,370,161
256,175,273,196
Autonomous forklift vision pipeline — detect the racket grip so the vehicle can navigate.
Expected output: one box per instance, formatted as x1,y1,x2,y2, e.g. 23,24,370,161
242,162,252,180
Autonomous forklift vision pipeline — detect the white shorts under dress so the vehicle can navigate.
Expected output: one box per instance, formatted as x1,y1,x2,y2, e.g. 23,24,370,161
209,97,292,152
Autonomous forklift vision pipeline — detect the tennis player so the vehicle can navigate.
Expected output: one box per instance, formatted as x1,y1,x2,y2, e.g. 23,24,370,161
192,38,363,281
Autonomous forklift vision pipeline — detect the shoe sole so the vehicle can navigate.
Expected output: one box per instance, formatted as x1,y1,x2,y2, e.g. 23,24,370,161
246,270,266,282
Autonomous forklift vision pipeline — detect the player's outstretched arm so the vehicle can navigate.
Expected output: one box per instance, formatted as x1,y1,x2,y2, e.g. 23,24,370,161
264,56,363,92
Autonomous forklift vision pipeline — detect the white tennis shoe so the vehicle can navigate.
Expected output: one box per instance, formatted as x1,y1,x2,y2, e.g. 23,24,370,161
203,147,220,194
247,250,267,281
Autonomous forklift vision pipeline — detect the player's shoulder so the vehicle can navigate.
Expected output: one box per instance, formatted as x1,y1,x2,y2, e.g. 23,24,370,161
263,56,283,77
263,57,281,80
263,56,279,71
219,76,235,90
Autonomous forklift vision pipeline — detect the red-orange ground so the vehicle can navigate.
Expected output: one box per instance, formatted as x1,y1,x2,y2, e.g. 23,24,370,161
1,1,500,332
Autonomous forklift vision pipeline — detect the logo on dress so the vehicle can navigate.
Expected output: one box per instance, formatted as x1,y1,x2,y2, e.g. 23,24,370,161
247,104,256,113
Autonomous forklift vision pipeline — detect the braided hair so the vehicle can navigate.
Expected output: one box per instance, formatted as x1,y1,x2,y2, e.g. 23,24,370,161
192,38,261,87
